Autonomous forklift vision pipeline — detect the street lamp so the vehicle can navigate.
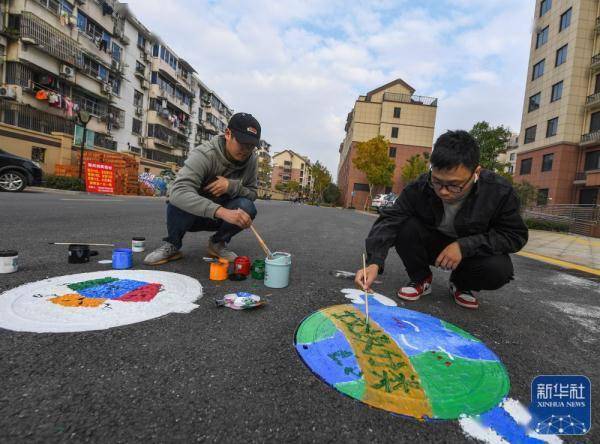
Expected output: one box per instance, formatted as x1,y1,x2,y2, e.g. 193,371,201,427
77,110,91,180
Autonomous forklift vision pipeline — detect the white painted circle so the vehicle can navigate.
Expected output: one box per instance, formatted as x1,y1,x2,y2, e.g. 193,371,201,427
0,270,202,333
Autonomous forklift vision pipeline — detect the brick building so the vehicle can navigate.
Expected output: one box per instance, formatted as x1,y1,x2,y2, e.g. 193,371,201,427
271,149,312,194
337,79,438,209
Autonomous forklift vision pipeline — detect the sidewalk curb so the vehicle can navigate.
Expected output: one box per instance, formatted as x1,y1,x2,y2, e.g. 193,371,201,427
27,187,166,200
516,251,600,277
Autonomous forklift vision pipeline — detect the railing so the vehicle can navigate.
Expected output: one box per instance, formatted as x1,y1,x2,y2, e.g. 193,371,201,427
592,53,600,69
581,130,600,144
94,132,117,151
523,204,600,236
148,123,189,149
142,148,184,166
383,92,438,107
574,172,587,182
0,98,74,135
20,12,83,68
72,94,109,118
586,92,600,106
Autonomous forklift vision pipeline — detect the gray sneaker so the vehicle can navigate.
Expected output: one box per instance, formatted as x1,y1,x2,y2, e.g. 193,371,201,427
207,240,238,261
143,242,183,265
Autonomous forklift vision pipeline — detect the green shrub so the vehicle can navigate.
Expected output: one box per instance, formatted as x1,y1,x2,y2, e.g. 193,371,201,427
524,218,569,233
44,175,85,191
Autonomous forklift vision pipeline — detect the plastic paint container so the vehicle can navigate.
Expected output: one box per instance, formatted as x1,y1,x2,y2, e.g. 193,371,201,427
112,248,133,269
209,258,229,281
264,252,292,288
251,259,265,280
234,256,251,276
132,237,146,253
0,250,18,274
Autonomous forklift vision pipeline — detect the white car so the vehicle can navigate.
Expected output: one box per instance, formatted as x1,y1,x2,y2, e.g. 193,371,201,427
371,194,387,208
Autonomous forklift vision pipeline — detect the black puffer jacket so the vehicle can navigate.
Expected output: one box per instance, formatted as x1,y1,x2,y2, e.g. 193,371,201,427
365,170,529,270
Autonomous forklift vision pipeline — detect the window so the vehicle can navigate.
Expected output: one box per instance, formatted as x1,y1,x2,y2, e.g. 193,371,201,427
584,150,600,170
536,26,549,48
144,168,150,173
134,90,143,107
524,125,537,144
590,111,600,132
532,60,545,80
595,74,600,94
137,33,147,49
551,81,563,102
393,107,401,118
508,165,514,174
540,0,551,17
537,189,549,206
111,42,122,63
389,147,397,158
36,0,73,16
579,188,599,206
510,153,516,161
353,183,370,192
520,158,533,175
391,127,399,138
555,45,568,66
546,117,558,138
559,8,572,32
31,147,46,163
132,118,142,135
542,153,554,171
385,186,392,194
528,92,541,112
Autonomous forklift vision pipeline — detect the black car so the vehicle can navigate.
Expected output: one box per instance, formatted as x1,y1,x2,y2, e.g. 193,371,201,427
0,149,43,192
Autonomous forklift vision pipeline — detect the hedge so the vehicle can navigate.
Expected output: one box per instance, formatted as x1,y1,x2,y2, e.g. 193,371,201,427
524,218,569,233
43,175,85,191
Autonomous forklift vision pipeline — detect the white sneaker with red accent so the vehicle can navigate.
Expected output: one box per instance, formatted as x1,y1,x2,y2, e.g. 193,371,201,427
449,282,479,309
398,274,432,301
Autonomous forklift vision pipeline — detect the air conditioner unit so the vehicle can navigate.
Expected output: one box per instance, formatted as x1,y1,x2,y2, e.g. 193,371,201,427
60,64,75,78
102,83,113,94
135,106,143,116
0,85,18,100
111,60,122,72
141,79,149,90
68,15,78,26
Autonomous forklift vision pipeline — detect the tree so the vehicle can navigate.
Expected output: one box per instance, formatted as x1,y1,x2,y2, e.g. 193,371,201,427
257,156,272,190
286,180,301,197
310,161,332,203
352,135,395,209
323,183,341,204
513,181,537,210
401,152,430,184
469,121,512,172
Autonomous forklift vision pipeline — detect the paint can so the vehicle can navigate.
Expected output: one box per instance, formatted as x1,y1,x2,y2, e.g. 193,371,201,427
251,259,265,280
112,248,133,269
234,256,251,276
68,244,98,264
0,250,18,274
209,258,229,281
131,237,146,253
264,252,292,288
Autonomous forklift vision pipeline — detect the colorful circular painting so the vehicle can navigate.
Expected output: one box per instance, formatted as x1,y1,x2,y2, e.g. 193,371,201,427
0,270,202,333
295,293,510,420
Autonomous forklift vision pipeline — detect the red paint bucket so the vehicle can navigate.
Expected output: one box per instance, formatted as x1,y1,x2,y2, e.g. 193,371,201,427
234,256,251,276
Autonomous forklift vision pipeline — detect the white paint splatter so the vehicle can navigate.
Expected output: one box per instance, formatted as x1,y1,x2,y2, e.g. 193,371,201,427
458,415,508,444
403,320,420,332
341,288,397,306
548,273,600,293
400,334,419,350
438,346,454,360
545,301,600,339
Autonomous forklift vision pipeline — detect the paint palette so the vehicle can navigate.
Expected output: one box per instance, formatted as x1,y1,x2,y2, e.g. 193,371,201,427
295,298,510,420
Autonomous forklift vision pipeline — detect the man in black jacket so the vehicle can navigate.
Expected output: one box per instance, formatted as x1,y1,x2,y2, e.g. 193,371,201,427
355,130,528,309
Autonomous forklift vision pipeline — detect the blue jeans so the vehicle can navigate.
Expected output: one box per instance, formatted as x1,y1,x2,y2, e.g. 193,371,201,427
163,197,257,249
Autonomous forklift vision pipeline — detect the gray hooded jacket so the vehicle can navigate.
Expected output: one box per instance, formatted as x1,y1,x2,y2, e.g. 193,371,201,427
168,135,258,218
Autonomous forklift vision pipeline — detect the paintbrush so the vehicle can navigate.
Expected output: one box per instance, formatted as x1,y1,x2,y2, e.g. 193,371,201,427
362,253,370,331
249,225,273,258
202,257,221,263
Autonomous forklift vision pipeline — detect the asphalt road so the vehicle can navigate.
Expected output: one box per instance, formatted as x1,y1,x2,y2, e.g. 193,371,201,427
0,190,598,443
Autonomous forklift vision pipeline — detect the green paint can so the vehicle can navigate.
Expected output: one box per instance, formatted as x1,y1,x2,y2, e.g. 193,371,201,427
251,259,265,280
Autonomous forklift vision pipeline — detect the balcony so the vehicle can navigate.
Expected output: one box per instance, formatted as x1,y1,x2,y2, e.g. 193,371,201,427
574,172,587,184
0,98,75,135
591,53,600,71
94,132,117,151
19,12,83,68
383,92,438,107
586,92,600,109
142,148,184,166
148,123,189,150
581,130,600,146
596,17,600,33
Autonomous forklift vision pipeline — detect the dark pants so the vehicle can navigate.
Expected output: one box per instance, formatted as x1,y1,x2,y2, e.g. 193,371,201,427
395,217,514,291
163,197,257,249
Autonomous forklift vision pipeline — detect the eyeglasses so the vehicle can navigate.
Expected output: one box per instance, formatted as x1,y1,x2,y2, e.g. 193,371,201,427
428,171,475,194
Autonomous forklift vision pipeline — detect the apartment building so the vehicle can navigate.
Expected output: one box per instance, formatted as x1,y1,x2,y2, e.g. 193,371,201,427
337,79,438,209
0,0,232,177
271,149,312,193
515,0,600,206
256,139,271,190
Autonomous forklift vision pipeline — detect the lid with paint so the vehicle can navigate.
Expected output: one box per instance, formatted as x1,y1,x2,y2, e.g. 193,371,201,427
132,237,146,241
0,250,18,257
266,252,291,265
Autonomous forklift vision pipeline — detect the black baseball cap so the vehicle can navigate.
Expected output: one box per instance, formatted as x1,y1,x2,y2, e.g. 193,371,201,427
228,112,261,146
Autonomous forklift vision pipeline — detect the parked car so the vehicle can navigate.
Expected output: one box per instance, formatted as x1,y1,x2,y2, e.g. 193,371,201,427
378,193,399,211
371,194,387,209
0,149,43,192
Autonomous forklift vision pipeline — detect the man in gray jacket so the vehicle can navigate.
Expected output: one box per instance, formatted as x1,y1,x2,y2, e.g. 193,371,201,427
144,112,260,264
